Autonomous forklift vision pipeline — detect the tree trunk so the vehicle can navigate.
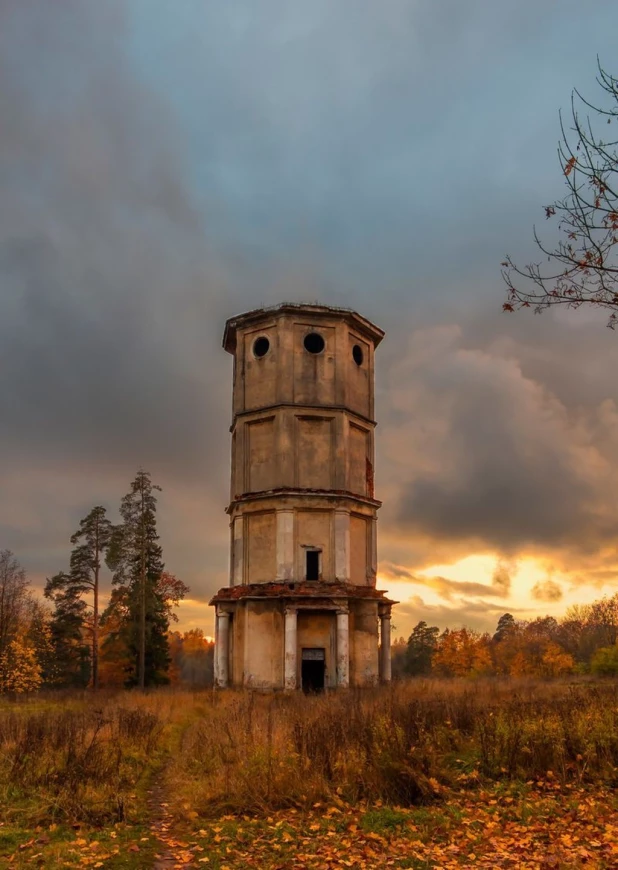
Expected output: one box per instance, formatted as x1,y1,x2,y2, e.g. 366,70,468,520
93,519,99,692
139,486,146,691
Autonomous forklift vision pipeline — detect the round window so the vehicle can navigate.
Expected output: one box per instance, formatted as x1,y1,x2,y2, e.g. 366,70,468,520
352,344,364,366
253,336,270,358
304,332,325,354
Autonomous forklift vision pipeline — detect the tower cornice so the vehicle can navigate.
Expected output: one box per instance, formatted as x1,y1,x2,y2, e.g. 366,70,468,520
223,302,384,354
229,402,378,431
225,487,382,515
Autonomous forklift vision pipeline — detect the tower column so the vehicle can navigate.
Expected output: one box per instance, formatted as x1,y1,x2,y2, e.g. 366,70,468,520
334,510,350,582
379,607,392,683
336,609,350,687
276,510,295,581
284,607,297,690
215,610,230,688
370,518,378,583
232,516,244,586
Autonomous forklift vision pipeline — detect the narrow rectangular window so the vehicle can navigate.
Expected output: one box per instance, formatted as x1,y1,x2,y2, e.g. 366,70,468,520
306,549,320,581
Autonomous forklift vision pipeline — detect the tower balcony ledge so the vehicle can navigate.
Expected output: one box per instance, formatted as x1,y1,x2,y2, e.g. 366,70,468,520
209,580,397,606
226,487,382,514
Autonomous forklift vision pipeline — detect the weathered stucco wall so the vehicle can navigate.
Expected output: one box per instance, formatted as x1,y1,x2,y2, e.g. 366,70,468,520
348,422,370,497
296,415,334,489
229,605,244,686
296,510,332,581
350,514,369,585
350,600,379,686
243,601,284,688
229,495,376,586
292,323,337,406
229,306,379,419
247,417,276,492
246,512,276,583
235,408,373,497
241,324,278,412
231,309,376,500
346,331,371,419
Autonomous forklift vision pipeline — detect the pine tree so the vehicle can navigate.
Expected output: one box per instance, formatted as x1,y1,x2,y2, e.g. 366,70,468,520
69,506,112,689
493,613,516,643
0,550,30,660
44,572,91,687
405,621,440,676
26,600,56,686
105,470,170,688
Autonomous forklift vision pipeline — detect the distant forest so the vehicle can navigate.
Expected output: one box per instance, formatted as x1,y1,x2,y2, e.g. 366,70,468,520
392,603,618,679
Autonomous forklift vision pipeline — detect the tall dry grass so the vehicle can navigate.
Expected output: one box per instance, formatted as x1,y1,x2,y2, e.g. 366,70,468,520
3,680,618,828
166,679,618,817
0,690,202,826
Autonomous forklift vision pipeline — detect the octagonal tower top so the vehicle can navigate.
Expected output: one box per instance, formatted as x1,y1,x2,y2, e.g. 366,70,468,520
223,302,384,424
223,302,384,354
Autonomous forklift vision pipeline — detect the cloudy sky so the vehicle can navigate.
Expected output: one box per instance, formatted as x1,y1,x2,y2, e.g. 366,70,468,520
2,0,618,639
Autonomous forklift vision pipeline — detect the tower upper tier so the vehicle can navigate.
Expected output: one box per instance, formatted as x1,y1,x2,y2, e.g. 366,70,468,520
223,303,384,422
222,303,384,587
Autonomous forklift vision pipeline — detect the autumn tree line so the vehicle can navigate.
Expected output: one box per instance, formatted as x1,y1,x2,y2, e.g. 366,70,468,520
4,470,618,693
0,470,213,694
392,604,618,680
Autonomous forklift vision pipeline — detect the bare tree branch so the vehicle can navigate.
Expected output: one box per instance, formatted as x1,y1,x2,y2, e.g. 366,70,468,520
503,60,618,327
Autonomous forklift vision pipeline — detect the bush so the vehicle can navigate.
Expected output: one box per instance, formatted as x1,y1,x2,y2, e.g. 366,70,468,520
591,646,618,676
0,699,164,825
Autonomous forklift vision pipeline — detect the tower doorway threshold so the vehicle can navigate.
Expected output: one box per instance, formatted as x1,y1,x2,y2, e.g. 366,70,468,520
301,648,325,693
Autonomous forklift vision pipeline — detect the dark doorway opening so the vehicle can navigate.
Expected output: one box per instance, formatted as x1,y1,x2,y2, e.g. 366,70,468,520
302,649,325,693
306,550,320,581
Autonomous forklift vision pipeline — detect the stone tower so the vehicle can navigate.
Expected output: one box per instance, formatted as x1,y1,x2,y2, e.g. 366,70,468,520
210,303,395,690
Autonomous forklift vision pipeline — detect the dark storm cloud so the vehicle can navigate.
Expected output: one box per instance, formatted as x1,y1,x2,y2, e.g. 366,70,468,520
531,579,563,602
0,1,235,481
381,319,618,571
491,560,514,596
2,0,618,621
0,1,238,604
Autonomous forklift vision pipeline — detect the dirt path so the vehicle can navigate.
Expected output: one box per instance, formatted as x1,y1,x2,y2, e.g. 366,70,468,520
147,765,199,869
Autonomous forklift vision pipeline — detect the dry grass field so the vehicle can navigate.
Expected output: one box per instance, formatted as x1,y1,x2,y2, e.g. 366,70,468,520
2,680,618,868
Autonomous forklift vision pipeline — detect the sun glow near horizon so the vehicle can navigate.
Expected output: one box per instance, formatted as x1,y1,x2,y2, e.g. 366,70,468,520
376,551,618,637
173,555,618,639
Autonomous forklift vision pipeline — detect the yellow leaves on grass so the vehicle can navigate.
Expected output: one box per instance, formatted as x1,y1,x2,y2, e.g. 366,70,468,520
164,784,618,870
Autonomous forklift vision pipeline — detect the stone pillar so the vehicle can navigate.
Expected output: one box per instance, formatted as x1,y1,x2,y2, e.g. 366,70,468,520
370,518,378,584
214,608,220,685
284,607,297,690
334,510,350,582
232,516,244,586
336,609,350,688
276,510,295,581
379,609,392,683
216,610,230,688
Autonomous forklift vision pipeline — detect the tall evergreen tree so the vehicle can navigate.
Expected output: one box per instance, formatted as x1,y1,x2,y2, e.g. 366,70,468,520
405,621,440,676
105,470,169,688
493,613,516,643
69,506,112,689
0,550,30,660
44,572,91,687
26,599,56,687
